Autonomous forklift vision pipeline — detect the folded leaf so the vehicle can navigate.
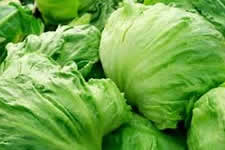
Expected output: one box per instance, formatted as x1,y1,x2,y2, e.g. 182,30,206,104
0,2,44,64
2,25,101,79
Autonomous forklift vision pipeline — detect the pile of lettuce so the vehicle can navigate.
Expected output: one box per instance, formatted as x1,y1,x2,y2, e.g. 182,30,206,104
1,0,225,150
0,11,130,148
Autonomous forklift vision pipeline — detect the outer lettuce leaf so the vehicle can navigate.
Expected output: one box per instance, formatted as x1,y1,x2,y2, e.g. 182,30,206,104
3,25,101,79
103,113,186,150
190,0,225,36
144,0,194,10
100,2,225,129
188,86,225,150
83,0,122,30
0,2,44,64
144,0,225,37
0,52,131,150
69,13,93,26
79,0,97,10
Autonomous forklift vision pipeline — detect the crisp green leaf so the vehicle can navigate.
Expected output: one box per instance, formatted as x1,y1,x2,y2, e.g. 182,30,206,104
144,0,225,36
0,2,44,43
0,2,44,64
69,13,92,26
84,0,122,30
79,0,97,11
3,25,101,79
190,0,225,36
144,0,194,10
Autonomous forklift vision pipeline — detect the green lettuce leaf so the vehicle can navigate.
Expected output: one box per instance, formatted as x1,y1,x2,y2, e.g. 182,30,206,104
100,2,225,129
0,51,131,150
83,0,122,30
103,113,186,150
2,25,101,79
79,0,97,11
144,0,194,10
0,2,44,64
35,0,121,30
144,0,225,36
190,0,225,36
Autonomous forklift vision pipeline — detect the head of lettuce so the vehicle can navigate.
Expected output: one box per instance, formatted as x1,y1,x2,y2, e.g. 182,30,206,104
188,83,225,150
100,1,225,129
0,46,131,149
